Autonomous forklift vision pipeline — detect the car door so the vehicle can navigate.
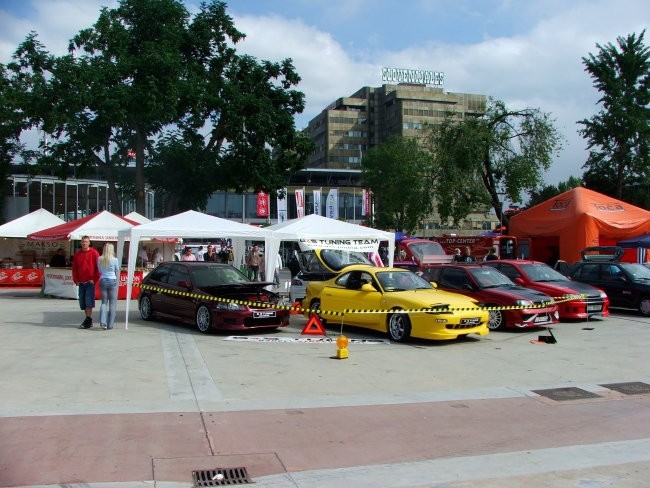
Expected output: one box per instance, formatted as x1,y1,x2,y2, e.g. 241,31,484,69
599,263,636,308
321,271,381,329
163,264,196,321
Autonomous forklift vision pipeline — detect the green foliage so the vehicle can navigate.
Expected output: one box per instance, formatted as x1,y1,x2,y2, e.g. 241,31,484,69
361,136,434,233
424,99,563,227
3,0,311,216
527,176,583,208
578,30,650,199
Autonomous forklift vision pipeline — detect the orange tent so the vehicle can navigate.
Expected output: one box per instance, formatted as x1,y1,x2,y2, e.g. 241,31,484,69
509,187,650,263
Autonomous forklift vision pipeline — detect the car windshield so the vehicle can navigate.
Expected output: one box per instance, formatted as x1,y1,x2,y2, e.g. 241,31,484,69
468,267,514,288
377,270,433,291
190,265,251,288
407,241,446,260
318,249,372,271
520,263,568,282
620,263,650,280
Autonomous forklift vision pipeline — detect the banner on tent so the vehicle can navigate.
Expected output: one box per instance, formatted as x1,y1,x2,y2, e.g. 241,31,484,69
298,237,381,252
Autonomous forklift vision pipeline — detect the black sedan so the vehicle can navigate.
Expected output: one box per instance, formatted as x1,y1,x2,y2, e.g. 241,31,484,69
568,246,650,316
138,262,290,333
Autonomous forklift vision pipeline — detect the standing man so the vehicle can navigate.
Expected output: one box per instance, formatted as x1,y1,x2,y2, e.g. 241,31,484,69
203,244,217,262
246,244,261,281
72,235,100,329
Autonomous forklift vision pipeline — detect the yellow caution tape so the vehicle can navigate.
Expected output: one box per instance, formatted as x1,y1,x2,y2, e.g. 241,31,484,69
134,283,589,317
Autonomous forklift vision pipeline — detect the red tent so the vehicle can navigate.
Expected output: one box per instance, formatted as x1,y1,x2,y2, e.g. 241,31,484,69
509,187,650,263
28,211,139,241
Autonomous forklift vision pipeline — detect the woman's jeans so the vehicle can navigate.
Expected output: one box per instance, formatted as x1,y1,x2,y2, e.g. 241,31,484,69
100,278,118,329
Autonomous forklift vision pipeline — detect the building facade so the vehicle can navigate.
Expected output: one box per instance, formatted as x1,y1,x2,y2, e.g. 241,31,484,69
288,83,497,234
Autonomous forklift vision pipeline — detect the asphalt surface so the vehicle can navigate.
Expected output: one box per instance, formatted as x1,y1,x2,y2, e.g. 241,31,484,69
1,283,650,488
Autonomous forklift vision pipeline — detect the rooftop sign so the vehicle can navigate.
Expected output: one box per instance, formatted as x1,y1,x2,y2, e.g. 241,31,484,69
381,67,444,86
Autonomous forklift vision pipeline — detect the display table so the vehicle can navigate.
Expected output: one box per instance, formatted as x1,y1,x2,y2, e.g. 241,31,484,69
0,268,44,287
43,268,143,299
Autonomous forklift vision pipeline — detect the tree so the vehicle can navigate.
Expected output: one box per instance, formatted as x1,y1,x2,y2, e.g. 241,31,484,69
578,30,650,199
0,64,26,221
361,136,434,233
7,0,311,215
424,98,563,228
527,176,583,208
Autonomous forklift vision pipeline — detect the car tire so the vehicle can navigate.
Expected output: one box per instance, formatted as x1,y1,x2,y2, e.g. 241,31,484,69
309,299,327,326
139,295,154,321
387,310,411,342
195,304,212,333
639,297,650,316
487,309,505,330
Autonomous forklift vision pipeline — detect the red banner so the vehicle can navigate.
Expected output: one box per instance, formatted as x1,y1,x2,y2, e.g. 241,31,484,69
256,191,269,217
0,268,44,287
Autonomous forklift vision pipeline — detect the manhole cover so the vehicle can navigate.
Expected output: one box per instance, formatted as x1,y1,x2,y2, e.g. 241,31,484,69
192,466,252,486
532,387,601,401
600,381,650,395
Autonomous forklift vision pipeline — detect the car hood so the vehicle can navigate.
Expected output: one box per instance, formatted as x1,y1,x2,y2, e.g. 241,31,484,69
391,288,482,309
528,279,604,299
478,285,553,303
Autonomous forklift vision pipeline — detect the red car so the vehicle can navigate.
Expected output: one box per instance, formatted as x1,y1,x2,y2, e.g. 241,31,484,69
422,264,559,330
139,262,290,333
483,259,609,319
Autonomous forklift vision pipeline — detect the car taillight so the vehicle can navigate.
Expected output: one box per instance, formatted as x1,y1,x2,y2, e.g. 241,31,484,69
248,294,269,302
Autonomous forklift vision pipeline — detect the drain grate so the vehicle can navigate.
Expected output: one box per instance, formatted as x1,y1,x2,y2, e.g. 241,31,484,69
192,466,252,486
532,387,601,401
600,381,650,395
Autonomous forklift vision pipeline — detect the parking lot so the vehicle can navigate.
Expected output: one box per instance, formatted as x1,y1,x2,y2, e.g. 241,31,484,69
1,287,650,487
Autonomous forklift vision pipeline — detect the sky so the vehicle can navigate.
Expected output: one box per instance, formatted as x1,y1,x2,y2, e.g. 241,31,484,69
0,0,648,186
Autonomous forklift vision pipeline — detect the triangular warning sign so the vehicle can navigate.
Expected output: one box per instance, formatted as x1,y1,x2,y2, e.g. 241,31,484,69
301,313,326,336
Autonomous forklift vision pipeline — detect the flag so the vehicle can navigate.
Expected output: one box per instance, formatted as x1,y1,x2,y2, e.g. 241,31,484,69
295,189,305,218
326,189,338,219
362,189,370,216
277,188,287,223
313,189,321,215
256,191,269,217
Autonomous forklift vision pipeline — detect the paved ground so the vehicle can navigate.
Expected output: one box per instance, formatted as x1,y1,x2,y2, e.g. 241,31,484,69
1,285,650,488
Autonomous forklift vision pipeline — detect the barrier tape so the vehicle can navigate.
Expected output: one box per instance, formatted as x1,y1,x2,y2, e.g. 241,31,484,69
136,283,588,317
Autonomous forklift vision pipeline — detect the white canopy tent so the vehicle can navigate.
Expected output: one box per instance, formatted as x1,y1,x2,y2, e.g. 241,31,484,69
0,208,65,238
123,211,151,224
0,209,67,266
117,210,274,328
266,214,395,268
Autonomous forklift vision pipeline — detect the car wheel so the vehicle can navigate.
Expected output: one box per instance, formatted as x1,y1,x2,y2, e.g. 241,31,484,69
139,295,154,321
309,299,327,326
639,297,650,316
387,310,411,342
195,304,212,333
487,309,505,330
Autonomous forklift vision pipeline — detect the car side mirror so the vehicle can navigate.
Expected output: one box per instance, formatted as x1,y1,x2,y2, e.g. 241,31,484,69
177,280,192,290
514,277,525,286
361,283,376,292
429,281,438,288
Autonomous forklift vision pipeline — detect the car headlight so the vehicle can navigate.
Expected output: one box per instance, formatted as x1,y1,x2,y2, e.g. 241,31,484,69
599,291,607,299
215,301,246,311
515,299,533,307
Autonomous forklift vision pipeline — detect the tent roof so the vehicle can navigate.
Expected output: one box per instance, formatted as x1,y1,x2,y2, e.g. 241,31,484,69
123,211,151,224
267,214,394,242
27,211,139,241
0,208,66,238
617,233,650,249
117,210,272,240
509,187,650,262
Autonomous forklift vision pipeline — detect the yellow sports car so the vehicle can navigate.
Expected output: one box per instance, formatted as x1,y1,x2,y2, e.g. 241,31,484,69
303,265,489,342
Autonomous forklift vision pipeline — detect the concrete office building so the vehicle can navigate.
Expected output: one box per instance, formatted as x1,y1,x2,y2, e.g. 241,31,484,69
288,82,498,234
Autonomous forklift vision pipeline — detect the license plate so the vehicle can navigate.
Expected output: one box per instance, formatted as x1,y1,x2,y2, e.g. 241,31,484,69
460,317,481,325
534,314,550,323
253,311,277,318
587,304,602,311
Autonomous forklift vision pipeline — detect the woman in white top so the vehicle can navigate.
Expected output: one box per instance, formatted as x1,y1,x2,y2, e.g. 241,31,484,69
152,248,163,266
98,243,120,330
